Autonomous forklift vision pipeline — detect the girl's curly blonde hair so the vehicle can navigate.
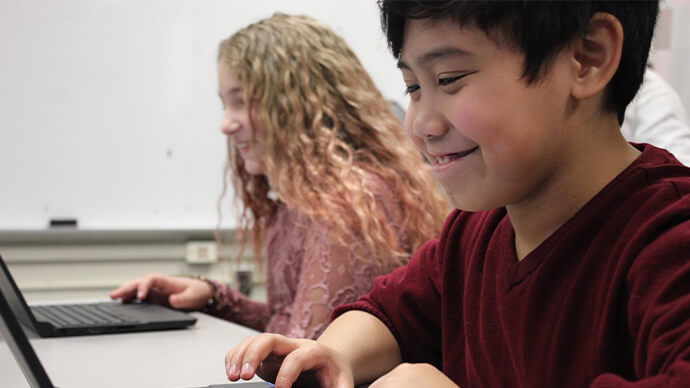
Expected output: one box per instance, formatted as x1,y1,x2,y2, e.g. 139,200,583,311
217,13,448,267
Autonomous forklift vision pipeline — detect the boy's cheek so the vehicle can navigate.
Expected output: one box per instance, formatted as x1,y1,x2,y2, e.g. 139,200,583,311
403,113,414,138
450,103,502,147
403,115,424,149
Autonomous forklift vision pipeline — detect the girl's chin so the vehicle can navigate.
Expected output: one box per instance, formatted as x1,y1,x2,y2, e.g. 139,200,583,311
242,160,265,176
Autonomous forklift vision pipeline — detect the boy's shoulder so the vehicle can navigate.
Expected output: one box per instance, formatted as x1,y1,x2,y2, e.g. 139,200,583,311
618,144,690,237
609,143,690,232
629,143,690,193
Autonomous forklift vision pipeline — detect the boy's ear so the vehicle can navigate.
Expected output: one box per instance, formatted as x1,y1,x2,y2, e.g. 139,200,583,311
570,12,623,100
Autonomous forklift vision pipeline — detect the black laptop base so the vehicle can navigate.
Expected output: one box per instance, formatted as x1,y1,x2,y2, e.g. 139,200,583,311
0,254,196,337
29,300,197,337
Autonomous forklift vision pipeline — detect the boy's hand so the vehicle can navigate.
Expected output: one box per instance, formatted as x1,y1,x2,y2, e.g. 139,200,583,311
225,333,354,388
369,363,458,388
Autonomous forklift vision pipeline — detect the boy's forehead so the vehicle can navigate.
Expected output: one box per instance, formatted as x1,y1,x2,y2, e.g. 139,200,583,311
399,18,483,65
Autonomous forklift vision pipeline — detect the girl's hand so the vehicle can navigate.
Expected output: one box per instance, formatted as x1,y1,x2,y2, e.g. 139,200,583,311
109,274,214,310
225,333,354,388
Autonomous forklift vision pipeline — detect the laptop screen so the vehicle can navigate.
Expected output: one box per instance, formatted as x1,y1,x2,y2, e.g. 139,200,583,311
0,279,54,388
0,256,39,331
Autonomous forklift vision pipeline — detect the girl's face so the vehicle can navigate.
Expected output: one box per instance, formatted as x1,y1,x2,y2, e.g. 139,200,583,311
217,61,266,176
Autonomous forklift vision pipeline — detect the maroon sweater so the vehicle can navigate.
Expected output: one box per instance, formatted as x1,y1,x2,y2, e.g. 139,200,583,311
334,144,690,387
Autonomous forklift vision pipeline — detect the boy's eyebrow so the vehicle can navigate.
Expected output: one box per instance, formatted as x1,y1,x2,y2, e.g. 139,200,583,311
397,46,470,70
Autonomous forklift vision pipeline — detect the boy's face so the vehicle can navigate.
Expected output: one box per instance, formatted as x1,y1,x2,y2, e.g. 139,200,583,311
399,18,574,211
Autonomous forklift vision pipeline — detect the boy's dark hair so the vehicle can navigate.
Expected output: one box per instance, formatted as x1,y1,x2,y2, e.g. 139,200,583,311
378,0,659,125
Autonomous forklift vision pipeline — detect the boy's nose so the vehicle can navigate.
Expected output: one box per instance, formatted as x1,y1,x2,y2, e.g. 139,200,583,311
411,105,448,140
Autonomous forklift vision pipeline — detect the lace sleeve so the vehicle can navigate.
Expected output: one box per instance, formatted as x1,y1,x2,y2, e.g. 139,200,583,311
204,280,271,332
281,222,385,339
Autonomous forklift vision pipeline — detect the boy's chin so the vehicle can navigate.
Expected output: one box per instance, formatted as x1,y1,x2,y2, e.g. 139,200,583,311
447,191,500,212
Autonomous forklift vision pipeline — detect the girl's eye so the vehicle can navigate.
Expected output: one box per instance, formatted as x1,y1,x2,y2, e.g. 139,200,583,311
404,84,420,95
228,99,245,110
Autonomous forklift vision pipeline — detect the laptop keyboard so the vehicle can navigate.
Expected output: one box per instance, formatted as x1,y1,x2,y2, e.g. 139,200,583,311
31,304,139,327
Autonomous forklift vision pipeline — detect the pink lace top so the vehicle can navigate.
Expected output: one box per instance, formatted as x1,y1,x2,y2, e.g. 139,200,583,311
205,177,406,339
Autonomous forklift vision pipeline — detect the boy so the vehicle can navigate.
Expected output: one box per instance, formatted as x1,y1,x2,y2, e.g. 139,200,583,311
224,1,690,387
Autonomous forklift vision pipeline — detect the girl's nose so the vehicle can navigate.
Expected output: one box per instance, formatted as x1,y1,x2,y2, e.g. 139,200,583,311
221,115,242,136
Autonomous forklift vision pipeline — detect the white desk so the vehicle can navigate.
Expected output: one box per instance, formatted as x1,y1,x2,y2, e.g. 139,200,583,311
0,312,262,388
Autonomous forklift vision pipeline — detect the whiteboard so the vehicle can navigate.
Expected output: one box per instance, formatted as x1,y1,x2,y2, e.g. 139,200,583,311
0,0,403,230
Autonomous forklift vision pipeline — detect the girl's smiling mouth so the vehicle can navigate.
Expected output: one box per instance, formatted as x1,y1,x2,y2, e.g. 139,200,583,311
235,142,251,153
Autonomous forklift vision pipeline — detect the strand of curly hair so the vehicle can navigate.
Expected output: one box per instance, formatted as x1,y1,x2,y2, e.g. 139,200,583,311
217,13,449,269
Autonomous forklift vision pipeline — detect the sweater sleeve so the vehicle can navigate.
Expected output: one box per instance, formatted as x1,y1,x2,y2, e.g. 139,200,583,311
203,280,271,332
591,221,690,387
332,238,444,368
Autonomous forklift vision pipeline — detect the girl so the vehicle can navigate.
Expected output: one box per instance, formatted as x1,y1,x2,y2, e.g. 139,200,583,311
110,13,447,339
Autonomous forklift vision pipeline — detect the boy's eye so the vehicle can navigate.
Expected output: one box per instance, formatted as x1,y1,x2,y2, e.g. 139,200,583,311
404,84,420,95
438,71,477,87
439,75,462,86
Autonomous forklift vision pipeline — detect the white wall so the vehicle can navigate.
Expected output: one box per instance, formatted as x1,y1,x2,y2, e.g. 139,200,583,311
2,0,688,231
649,0,690,113
0,229,265,303
667,0,690,114
0,0,401,230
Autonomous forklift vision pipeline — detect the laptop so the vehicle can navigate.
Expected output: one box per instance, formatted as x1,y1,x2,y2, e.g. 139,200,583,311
0,285,272,388
0,254,196,337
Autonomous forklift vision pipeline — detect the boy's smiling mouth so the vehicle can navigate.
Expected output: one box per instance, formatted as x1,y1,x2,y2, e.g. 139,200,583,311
432,146,479,167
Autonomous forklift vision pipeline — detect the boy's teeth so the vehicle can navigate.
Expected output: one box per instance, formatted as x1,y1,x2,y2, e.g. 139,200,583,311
437,155,451,164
